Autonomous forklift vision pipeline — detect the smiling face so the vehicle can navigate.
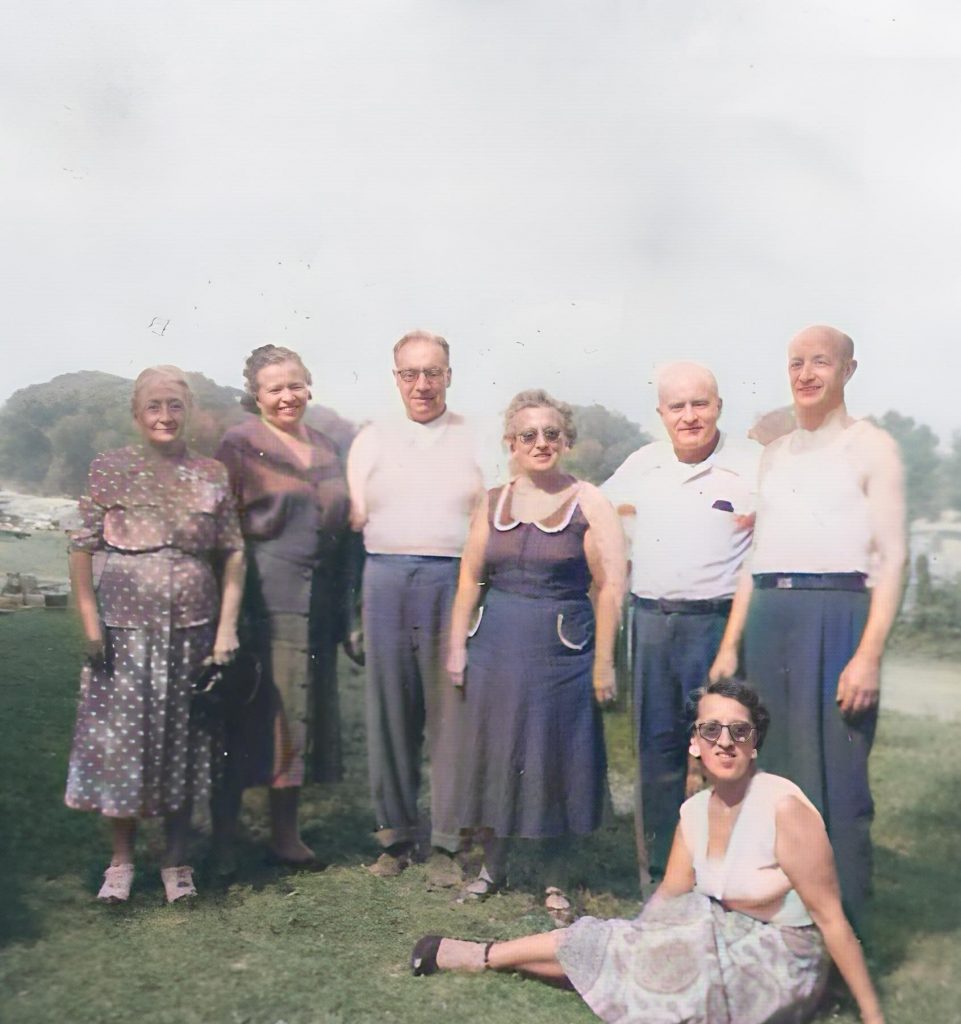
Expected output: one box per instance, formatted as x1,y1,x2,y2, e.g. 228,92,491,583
393,338,451,424
656,364,722,464
787,326,855,426
133,380,189,452
509,405,567,475
255,359,310,432
690,693,758,783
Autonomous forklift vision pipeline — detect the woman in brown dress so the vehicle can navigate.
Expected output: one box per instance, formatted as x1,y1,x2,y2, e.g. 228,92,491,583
214,345,357,867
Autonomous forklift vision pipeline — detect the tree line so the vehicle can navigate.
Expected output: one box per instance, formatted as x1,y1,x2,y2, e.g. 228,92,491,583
0,371,648,497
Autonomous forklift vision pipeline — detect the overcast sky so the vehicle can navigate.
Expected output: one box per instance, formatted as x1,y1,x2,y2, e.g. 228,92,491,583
3,0,960,453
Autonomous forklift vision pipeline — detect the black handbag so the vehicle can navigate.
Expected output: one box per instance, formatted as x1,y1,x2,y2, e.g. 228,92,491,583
191,650,262,718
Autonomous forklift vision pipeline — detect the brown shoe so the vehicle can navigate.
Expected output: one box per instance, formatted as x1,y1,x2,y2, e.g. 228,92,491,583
368,849,411,877
425,851,464,889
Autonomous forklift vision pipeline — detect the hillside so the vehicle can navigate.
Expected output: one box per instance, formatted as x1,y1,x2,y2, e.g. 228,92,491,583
0,371,355,498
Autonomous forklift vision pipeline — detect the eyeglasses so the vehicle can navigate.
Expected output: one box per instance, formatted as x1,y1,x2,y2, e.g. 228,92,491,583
394,367,448,384
515,426,564,447
694,720,756,744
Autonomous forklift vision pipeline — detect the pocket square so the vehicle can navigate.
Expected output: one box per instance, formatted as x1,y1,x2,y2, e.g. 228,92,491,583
712,499,735,512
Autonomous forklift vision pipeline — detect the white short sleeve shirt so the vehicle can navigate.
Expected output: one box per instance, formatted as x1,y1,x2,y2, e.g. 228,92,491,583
602,433,761,601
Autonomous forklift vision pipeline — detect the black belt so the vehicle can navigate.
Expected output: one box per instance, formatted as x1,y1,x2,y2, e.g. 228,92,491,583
753,572,867,592
632,596,733,615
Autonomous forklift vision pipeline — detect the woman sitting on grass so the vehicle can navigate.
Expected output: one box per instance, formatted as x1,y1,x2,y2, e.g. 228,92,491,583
412,678,884,1024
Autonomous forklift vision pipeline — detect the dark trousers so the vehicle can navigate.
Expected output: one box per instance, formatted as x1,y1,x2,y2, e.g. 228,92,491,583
632,600,728,877
363,555,463,852
745,587,874,933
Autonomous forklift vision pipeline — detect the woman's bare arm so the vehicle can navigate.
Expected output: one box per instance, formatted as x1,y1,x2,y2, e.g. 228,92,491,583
776,796,884,1024
69,550,104,660
446,493,490,687
580,482,627,703
213,550,245,663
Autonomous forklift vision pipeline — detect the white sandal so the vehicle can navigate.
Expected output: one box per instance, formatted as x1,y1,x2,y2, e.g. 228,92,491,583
544,886,574,927
160,865,197,904
97,863,134,903
456,866,500,903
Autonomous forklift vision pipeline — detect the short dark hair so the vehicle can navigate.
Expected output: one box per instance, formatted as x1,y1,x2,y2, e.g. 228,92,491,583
240,344,312,413
686,678,771,751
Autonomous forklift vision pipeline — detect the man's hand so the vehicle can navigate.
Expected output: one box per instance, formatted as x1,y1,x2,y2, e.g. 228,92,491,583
708,643,738,683
836,651,881,719
593,663,617,705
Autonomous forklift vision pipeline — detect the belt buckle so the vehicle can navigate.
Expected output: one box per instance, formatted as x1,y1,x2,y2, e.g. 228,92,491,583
775,576,793,590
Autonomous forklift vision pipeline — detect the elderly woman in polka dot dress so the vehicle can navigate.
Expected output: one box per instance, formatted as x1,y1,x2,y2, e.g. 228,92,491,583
65,366,245,904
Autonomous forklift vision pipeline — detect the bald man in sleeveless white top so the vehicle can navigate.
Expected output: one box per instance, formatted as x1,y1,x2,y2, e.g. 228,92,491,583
710,326,906,934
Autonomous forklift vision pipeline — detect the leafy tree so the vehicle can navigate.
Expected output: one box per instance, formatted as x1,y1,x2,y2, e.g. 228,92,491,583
873,411,942,522
563,404,651,484
0,416,53,486
942,431,961,514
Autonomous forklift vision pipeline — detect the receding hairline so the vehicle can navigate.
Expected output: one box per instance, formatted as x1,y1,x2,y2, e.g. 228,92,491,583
655,361,719,404
131,365,192,413
789,325,855,362
393,330,450,363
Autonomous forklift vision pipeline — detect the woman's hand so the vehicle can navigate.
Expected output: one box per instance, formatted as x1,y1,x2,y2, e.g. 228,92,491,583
447,643,468,688
212,624,239,664
343,626,365,666
592,663,616,704
84,627,105,663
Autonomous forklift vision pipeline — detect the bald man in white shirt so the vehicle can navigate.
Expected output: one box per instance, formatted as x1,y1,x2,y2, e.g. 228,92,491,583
602,362,760,881
348,330,484,878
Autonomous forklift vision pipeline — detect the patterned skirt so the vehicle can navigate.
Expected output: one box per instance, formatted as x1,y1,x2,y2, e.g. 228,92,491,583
65,623,215,818
556,892,828,1024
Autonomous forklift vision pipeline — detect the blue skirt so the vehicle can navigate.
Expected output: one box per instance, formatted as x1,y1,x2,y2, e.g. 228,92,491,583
455,588,606,838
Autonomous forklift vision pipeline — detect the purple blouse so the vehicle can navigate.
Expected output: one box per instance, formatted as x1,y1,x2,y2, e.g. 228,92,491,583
70,445,243,629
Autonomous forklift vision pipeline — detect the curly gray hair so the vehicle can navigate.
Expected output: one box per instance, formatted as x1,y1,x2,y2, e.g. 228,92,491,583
503,389,577,447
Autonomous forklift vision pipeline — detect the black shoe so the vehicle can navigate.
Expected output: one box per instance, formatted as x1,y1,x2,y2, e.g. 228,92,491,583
411,935,443,976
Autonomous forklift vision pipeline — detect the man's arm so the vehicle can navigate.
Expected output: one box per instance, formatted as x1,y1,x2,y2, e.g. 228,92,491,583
345,424,374,532
835,429,907,717
707,568,753,681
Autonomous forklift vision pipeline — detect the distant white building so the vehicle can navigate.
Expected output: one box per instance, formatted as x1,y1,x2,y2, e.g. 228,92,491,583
908,510,961,598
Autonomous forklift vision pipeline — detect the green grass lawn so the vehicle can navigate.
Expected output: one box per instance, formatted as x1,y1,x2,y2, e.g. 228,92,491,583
1,612,958,1024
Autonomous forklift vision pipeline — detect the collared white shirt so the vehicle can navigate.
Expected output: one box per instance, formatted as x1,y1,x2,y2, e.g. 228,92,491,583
601,432,761,601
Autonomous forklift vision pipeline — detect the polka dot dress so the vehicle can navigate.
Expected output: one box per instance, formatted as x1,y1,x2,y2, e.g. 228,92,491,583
65,446,242,818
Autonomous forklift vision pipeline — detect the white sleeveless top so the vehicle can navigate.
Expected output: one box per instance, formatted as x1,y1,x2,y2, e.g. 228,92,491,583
680,772,819,927
751,420,873,575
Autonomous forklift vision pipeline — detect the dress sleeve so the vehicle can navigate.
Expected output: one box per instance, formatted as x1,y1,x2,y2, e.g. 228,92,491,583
68,458,108,554
214,433,245,511
215,481,244,553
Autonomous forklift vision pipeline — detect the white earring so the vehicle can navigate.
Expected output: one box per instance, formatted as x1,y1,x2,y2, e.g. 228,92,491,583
751,749,758,759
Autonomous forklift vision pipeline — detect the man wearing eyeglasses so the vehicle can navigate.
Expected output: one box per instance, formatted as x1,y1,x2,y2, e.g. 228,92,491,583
709,325,907,933
601,361,760,885
347,330,484,879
